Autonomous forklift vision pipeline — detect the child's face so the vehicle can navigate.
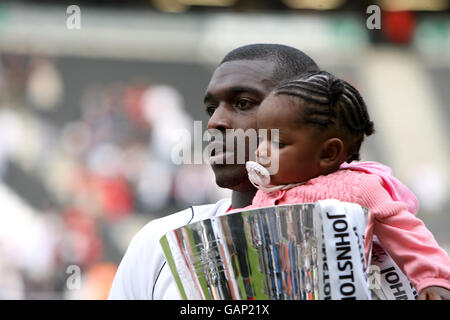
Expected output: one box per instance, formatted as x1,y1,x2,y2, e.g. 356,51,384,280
255,94,326,185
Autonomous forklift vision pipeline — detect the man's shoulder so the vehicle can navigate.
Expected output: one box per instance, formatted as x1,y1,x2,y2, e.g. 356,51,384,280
108,198,232,299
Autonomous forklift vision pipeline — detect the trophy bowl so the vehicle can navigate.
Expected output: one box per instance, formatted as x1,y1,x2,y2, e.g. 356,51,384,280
160,202,371,300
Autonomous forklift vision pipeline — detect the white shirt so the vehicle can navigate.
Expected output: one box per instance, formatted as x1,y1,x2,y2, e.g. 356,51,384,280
108,198,232,300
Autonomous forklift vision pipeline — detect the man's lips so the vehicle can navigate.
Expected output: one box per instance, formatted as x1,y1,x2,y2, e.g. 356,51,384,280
208,140,236,165
209,152,235,165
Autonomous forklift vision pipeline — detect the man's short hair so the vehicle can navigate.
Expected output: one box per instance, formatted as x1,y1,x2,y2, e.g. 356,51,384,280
220,43,320,84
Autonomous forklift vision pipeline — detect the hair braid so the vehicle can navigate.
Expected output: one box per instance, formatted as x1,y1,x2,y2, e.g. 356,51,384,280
274,71,375,163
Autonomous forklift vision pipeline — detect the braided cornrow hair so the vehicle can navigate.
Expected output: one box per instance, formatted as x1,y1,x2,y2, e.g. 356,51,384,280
274,71,375,163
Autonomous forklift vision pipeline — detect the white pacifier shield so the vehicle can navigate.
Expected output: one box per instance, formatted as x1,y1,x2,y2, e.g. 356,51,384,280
246,161,271,188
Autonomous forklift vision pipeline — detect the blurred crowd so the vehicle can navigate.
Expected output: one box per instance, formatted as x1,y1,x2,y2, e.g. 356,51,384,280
0,53,229,299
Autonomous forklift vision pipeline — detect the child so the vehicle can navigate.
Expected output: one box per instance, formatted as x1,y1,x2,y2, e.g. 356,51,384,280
238,71,450,300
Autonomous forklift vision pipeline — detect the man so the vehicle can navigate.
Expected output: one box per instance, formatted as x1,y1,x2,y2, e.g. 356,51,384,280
108,43,319,299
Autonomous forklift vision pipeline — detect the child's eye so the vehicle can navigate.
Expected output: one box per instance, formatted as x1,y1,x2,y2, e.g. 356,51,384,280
272,141,286,148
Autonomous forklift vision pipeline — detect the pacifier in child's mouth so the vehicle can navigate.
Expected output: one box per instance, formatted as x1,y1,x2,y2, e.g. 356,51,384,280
246,161,271,189
246,161,304,193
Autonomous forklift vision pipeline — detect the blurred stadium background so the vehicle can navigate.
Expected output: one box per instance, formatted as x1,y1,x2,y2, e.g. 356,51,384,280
0,0,448,299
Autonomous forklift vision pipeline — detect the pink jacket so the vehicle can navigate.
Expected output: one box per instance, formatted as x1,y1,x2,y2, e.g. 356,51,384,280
237,163,450,293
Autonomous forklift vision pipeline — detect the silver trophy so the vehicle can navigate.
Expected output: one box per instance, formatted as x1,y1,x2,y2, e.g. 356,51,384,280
160,201,416,300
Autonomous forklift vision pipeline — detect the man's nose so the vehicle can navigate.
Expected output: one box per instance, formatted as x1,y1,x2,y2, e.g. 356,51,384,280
207,104,232,132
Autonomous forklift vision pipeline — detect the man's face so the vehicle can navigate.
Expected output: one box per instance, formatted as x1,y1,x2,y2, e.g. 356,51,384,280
204,59,276,190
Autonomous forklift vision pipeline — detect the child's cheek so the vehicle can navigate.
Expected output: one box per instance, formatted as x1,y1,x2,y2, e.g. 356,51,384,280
267,151,280,176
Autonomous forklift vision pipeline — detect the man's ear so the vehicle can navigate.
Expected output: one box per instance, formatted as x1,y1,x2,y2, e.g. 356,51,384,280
319,138,345,170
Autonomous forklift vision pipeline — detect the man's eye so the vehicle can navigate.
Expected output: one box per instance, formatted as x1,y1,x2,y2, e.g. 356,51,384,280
206,105,216,117
234,99,254,110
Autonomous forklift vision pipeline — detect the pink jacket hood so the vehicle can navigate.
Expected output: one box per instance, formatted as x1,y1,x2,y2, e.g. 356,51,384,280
340,161,419,214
